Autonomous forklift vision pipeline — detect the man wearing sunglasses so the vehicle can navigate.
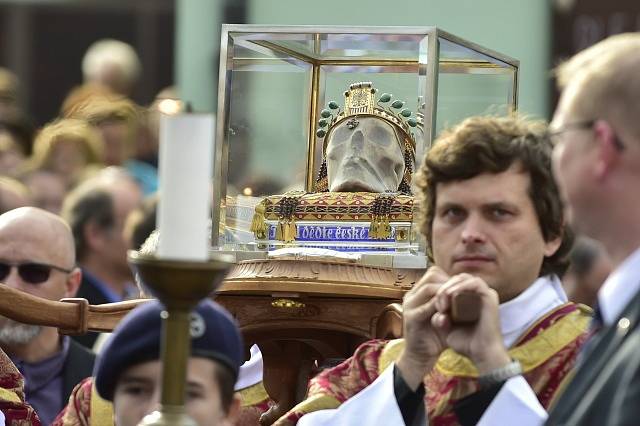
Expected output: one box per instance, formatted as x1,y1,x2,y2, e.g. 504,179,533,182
0,207,95,425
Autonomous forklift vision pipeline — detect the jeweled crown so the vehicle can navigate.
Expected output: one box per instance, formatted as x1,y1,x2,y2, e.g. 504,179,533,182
314,82,421,194
316,81,420,156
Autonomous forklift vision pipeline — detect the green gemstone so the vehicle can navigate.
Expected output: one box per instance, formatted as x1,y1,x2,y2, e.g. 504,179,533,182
400,109,412,117
318,118,328,127
328,101,339,109
320,109,331,118
379,93,392,103
407,118,417,127
316,129,326,138
391,100,404,109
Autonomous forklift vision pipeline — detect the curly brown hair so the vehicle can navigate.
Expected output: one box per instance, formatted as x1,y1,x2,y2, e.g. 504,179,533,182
415,115,573,277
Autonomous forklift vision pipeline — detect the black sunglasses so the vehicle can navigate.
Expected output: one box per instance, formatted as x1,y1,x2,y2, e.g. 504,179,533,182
0,261,73,284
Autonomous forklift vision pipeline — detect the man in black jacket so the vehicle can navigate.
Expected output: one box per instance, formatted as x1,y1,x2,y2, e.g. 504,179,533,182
0,207,95,425
543,32,640,426
461,32,640,426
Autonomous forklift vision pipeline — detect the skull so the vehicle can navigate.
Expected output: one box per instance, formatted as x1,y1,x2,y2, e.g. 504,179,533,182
326,116,405,192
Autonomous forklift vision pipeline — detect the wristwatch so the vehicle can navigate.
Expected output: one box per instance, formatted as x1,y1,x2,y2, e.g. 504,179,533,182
478,359,522,388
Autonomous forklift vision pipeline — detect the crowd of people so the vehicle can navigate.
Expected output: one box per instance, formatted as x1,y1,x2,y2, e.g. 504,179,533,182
0,39,164,425
0,38,163,211
0,38,166,347
2,30,640,426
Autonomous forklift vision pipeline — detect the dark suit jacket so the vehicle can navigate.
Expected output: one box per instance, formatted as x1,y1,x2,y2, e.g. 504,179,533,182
546,289,640,426
72,274,111,349
62,339,96,403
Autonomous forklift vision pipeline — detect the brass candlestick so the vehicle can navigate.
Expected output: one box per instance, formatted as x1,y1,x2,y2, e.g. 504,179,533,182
128,251,234,426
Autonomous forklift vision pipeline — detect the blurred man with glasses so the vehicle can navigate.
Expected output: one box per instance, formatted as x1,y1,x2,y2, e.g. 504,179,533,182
542,32,640,426
465,33,640,426
0,207,95,425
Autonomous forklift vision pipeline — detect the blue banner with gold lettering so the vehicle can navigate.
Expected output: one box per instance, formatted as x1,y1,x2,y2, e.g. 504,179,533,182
267,223,396,242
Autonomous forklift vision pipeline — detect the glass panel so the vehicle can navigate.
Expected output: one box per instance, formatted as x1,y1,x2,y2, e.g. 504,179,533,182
435,72,515,136
222,35,312,249
227,69,309,195
438,37,513,68
435,35,516,137
234,32,428,62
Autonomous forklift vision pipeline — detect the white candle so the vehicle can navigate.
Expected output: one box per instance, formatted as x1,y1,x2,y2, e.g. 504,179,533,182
156,113,214,261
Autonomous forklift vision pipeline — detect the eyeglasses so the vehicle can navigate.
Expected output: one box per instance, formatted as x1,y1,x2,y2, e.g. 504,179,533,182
549,119,625,151
0,261,73,284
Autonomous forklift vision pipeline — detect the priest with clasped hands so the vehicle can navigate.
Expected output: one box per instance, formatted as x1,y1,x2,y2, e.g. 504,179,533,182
276,115,590,426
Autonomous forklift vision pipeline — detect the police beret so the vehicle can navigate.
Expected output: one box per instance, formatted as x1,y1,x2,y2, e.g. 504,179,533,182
94,299,243,401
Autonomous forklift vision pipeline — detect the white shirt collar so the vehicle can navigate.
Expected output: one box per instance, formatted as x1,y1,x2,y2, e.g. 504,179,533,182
499,275,568,348
597,246,640,326
235,344,263,390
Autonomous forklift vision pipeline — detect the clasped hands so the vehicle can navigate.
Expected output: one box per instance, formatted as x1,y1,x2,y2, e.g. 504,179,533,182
396,266,511,391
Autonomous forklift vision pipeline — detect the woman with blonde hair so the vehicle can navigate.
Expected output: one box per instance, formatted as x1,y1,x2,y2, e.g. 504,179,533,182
29,118,105,186
68,96,157,194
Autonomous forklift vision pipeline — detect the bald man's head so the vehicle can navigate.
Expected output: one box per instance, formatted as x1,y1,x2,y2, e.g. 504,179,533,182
0,207,76,267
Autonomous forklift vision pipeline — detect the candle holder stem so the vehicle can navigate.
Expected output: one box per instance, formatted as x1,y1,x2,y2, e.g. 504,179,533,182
160,309,190,405
128,251,233,426
138,309,195,426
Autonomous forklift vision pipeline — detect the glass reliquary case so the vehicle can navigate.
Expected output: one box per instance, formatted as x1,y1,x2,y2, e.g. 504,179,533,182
213,25,518,267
